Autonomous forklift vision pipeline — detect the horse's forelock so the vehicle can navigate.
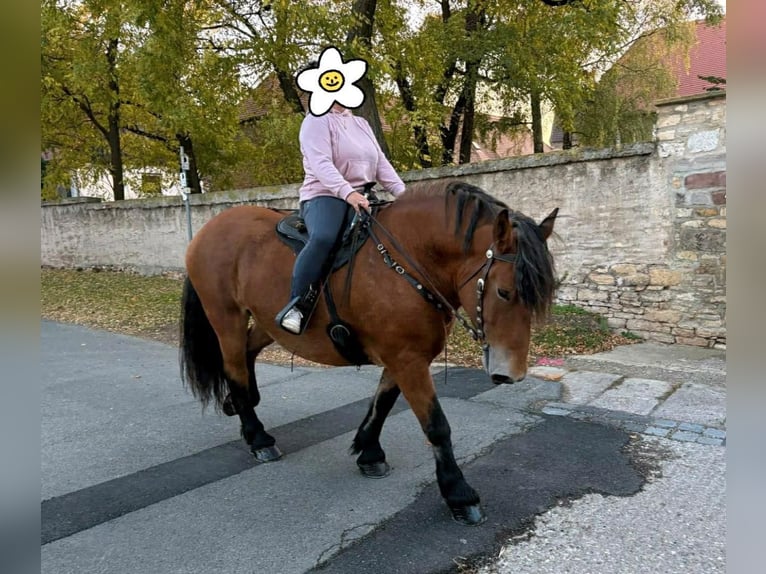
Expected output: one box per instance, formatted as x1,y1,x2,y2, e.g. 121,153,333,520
509,212,556,318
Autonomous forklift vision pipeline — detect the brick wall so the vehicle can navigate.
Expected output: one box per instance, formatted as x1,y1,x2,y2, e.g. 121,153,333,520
41,93,726,347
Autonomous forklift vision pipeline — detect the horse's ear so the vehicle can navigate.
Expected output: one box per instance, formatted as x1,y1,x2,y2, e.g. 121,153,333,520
493,209,513,252
538,208,558,241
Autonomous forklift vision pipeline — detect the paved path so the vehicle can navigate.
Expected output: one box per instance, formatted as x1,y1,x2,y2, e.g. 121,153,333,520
41,321,725,574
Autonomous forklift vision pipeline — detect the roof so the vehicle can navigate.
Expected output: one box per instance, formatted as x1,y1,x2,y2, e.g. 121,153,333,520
669,18,726,97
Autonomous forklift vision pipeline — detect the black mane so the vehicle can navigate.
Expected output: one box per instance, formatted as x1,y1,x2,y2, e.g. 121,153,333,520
445,181,555,318
399,180,556,317
445,181,508,252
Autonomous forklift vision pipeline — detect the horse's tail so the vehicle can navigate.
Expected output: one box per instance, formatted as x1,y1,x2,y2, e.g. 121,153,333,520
179,276,228,410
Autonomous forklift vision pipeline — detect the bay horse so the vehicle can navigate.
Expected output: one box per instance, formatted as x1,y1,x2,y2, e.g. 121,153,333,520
180,180,557,525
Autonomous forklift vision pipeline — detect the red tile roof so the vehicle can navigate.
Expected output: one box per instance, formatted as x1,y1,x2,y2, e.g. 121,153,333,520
669,19,726,96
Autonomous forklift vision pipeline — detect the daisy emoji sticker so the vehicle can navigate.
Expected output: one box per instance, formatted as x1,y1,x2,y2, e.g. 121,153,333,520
296,47,367,116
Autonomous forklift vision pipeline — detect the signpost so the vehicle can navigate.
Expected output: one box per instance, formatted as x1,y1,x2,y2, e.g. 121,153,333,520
179,146,193,242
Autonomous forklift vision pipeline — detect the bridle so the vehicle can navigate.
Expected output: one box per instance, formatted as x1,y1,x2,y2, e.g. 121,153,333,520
365,212,516,350
456,247,517,348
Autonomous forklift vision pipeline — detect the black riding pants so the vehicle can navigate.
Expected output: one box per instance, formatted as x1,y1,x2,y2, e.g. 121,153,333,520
290,196,350,299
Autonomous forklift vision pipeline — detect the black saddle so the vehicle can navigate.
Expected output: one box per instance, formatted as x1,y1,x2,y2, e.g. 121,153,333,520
276,210,370,271
275,189,387,271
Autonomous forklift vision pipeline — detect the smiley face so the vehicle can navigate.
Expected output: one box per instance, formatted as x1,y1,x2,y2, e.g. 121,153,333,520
319,70,345,92
295,47,367,115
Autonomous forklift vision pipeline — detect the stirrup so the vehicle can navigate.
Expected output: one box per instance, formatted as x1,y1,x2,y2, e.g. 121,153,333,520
276,297,305,334
275,285,320,335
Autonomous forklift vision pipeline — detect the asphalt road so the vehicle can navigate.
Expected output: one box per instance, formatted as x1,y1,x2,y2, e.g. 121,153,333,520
41,321,725,574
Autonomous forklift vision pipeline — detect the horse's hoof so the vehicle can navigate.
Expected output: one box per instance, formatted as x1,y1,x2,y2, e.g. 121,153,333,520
358,461,390,479
449,504,486,526
252,445,283,463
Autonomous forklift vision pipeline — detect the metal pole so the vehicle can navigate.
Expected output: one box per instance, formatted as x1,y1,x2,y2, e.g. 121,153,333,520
179,146,193,242
183,190,193,242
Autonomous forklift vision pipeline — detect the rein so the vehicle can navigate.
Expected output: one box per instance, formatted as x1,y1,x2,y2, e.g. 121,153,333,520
362,210,516,350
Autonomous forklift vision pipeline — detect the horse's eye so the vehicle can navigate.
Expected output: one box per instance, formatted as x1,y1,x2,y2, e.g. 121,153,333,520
497,288,511,301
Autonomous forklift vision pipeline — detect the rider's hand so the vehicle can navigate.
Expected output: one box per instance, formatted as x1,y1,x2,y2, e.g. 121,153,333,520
347,191,371,214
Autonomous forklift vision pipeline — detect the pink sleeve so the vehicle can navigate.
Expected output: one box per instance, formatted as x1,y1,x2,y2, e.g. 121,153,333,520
300,115,355,200
360,120,406,196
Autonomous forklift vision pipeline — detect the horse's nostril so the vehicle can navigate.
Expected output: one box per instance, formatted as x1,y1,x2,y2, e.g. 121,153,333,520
491,374,513,385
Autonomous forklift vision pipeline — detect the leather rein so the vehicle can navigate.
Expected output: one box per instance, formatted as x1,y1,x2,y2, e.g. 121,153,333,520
362,209,515,351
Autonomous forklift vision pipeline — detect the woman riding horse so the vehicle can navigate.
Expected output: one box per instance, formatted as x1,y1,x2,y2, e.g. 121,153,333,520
180,180,557,525
276,102,406,335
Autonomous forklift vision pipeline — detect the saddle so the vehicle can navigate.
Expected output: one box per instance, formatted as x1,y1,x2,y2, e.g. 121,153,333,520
274,186,390,366
276,209,372,272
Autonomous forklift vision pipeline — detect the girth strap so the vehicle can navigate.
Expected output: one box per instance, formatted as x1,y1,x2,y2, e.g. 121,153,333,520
322,280,371,365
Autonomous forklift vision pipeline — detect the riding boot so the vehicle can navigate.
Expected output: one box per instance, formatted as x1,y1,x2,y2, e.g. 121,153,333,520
276,284,320,335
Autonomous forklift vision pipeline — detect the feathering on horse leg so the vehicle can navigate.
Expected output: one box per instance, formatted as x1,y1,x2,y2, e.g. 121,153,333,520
351,369,400,478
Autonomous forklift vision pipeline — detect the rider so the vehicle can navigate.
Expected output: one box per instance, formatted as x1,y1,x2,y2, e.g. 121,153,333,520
276,102,407,334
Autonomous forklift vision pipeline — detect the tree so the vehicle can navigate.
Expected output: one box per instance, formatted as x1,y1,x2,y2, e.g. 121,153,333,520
126,0,253,194
212,0,396,154
572,2,724,147
574,30,679,147
42,0,139,200
42,0,254,200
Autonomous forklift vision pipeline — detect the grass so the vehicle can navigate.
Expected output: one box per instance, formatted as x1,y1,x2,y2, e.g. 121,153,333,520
445,305,635,368
41,267,183,342
41,268,637,367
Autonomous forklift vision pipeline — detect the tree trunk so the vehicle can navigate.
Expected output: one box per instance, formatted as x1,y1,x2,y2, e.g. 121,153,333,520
108,112,124,201
177,133,202,194
393,61,432,167
458,61,479,164
458,3,483,164
441,93,465,165
276,68,305,113
354,76,390,157
345,0,390,157
563,130,572,149
106,38,125,201
531,88,544,154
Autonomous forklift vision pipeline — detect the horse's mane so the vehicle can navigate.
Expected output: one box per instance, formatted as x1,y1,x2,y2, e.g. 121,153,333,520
399,180,556,317
399,180,507,251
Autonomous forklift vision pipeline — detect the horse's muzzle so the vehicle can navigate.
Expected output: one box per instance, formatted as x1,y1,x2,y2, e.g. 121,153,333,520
484,347,526,384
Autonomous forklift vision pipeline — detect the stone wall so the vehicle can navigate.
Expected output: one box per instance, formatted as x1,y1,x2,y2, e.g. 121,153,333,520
41,185,302,276
555,93,726,348
40,93,726,347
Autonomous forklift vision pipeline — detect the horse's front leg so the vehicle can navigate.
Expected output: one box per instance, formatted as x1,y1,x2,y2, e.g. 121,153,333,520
391,361,486,525
351,368,401,478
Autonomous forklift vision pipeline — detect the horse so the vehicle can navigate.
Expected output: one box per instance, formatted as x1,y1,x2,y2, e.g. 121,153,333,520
180,180,557,525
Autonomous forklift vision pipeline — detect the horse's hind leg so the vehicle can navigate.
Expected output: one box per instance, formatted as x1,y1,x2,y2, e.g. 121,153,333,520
351,368,401,478
212,311,281,462
222,322,274,416
390,361,485,526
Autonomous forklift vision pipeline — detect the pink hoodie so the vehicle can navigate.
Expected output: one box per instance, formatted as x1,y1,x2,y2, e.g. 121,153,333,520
298,107,406,202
